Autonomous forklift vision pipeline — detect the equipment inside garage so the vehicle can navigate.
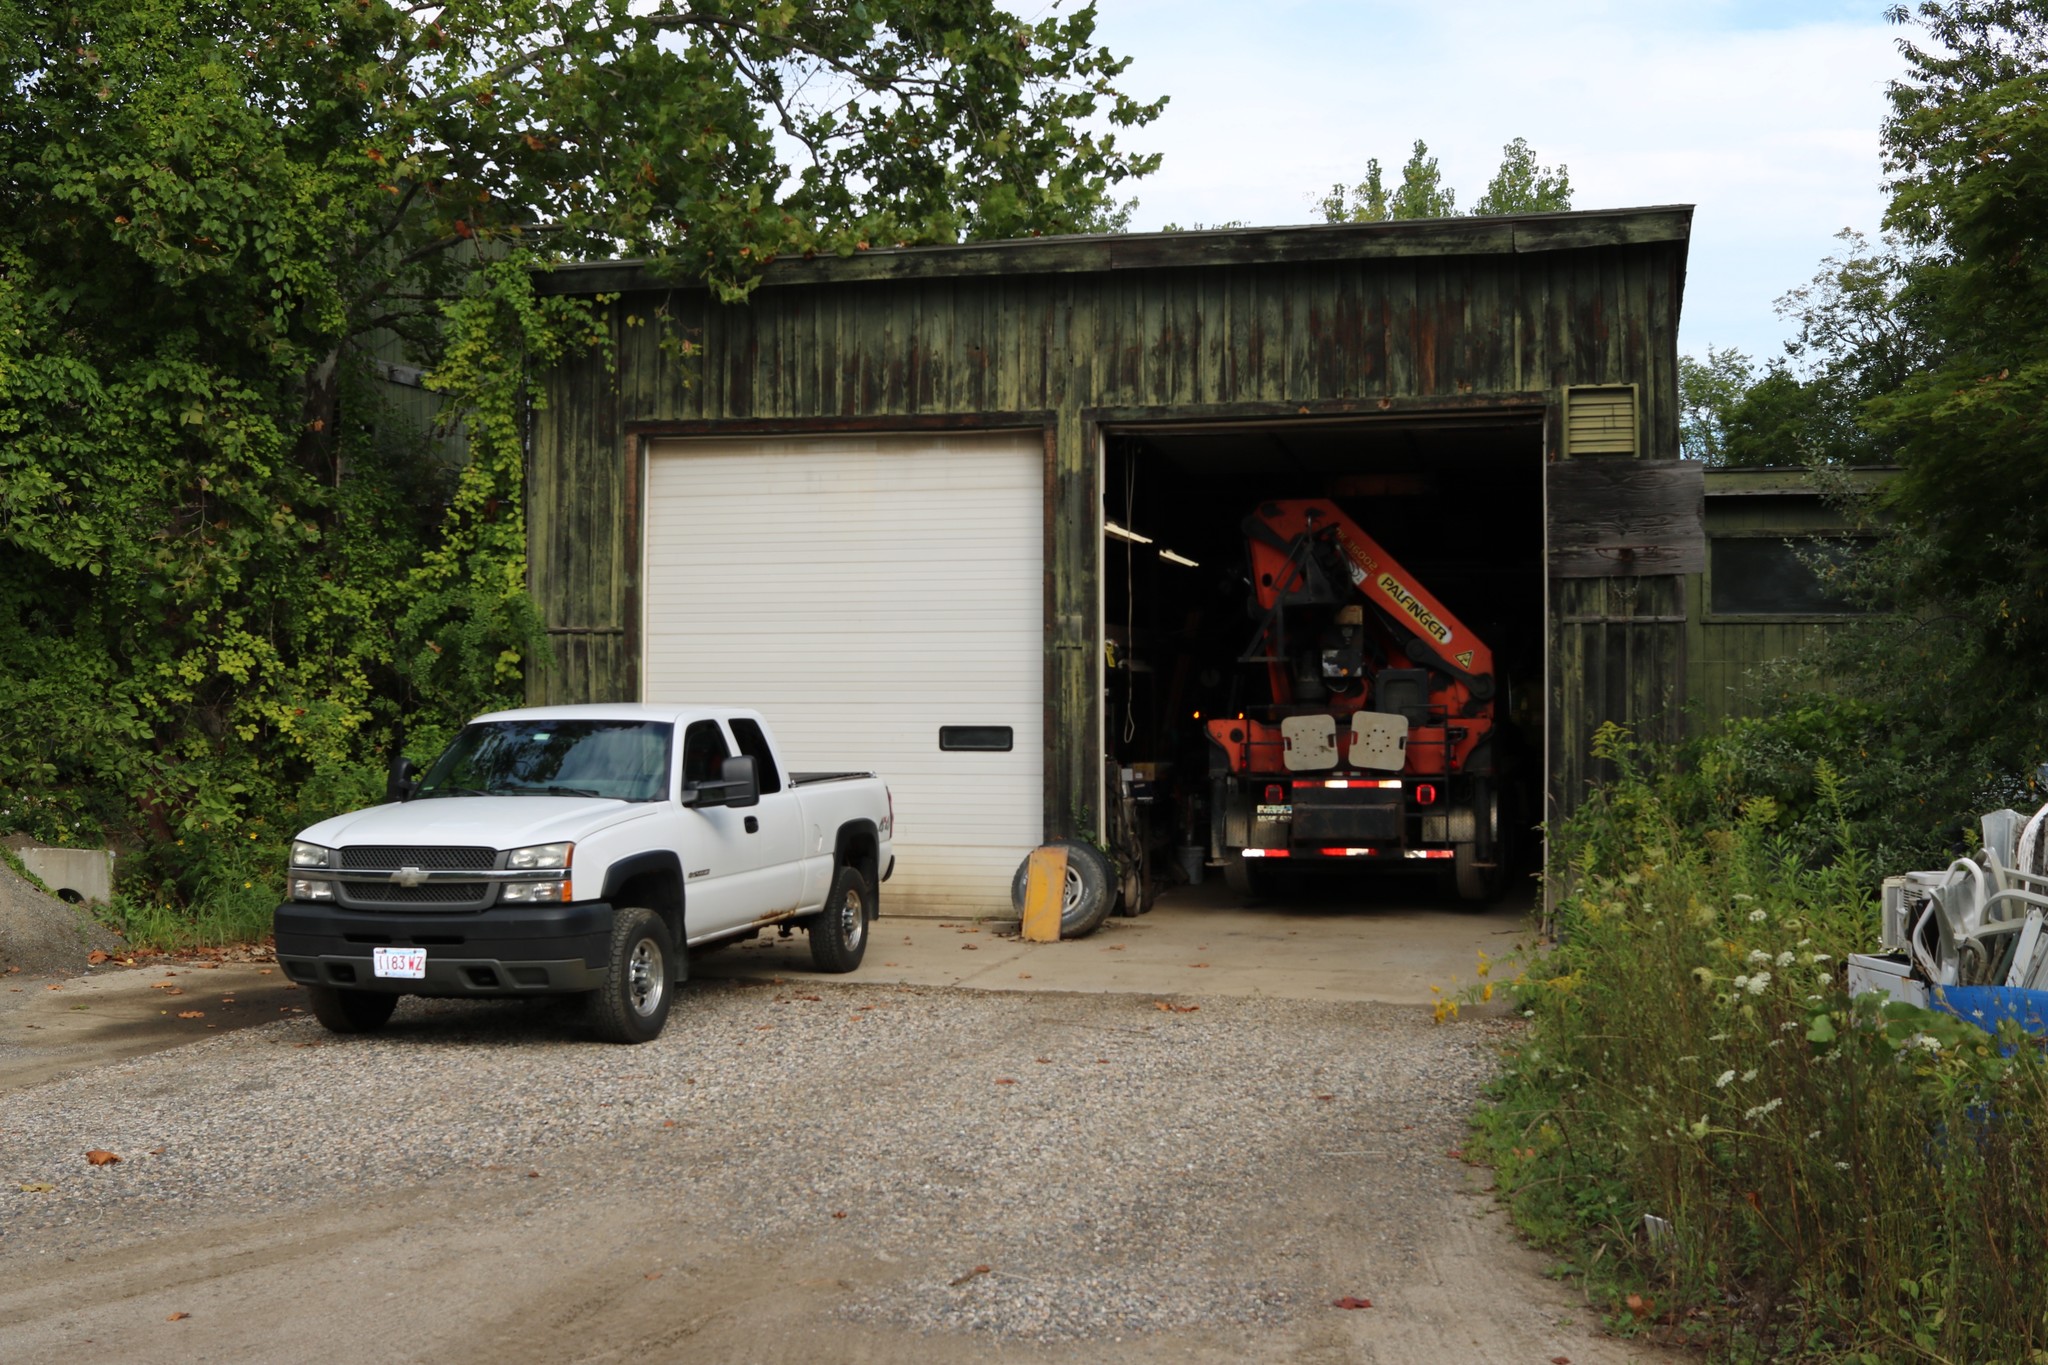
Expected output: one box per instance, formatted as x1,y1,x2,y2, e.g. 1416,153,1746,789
1100,417,1546,909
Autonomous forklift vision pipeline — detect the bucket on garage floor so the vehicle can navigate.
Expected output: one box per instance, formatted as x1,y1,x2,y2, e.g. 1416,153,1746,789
1177,846,1205,885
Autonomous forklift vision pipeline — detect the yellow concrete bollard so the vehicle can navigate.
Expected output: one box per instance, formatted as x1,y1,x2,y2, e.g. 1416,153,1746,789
1020,845,1068,942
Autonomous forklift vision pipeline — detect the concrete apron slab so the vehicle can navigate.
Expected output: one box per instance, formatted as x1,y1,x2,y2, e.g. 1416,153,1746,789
695,877,1540,1005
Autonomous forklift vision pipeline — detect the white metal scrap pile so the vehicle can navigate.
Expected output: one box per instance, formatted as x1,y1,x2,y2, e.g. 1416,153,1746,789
1852,802,2048,1007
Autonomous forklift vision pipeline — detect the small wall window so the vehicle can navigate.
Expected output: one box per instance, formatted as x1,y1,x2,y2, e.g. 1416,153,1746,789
939,726,1014,752
1710,536,1869,616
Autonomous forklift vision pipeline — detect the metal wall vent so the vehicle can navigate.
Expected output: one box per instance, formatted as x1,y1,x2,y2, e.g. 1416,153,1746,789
1565,385,1639,457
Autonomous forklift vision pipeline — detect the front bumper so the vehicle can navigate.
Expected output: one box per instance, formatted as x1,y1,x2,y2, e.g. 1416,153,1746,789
274,900,616,996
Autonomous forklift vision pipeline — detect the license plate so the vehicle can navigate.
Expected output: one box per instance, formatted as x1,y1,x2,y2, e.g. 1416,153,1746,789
373,946,427,979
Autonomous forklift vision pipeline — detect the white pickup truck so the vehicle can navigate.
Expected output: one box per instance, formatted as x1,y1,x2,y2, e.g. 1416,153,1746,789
273,704,894,1043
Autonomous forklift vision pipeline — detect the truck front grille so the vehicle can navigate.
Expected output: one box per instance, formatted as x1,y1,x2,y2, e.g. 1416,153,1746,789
341,846,496,871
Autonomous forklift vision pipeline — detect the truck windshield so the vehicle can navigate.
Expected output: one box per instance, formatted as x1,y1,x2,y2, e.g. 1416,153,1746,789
416,721,673,802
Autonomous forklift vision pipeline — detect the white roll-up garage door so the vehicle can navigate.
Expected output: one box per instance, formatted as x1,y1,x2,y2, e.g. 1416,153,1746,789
642,432,1045,918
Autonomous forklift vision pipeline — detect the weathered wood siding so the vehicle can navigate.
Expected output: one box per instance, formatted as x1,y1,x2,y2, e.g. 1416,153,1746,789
528,210,1692,837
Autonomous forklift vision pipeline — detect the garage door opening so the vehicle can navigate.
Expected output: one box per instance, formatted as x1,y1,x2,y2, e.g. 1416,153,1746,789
1098,415,1546,911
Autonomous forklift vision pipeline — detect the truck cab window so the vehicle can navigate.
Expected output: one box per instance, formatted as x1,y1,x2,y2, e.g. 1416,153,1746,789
728,718,784,794
681,720,732,790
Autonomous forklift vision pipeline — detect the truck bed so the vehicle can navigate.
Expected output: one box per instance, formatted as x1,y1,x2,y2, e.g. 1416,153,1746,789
789,770,876,787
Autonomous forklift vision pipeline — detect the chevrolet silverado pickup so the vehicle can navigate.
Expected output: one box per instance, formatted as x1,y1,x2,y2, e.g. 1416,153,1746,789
273,704,894,1043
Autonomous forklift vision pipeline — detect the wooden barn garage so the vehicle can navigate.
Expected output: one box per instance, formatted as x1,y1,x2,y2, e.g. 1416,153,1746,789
525,207,1706,916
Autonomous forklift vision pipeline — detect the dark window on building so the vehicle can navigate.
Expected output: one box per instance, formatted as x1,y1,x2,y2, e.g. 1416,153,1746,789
1710,537,1869,616
681,720,732,789
727,717,784,794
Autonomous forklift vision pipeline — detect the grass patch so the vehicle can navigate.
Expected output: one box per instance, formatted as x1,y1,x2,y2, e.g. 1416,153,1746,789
1475,724,2048,1361
96,882,275,952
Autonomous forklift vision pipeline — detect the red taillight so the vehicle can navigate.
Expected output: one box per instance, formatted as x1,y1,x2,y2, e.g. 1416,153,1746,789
1241,848,1291,859
1263,783,1286,804
1317,847,1376,857
1415,783,1439,806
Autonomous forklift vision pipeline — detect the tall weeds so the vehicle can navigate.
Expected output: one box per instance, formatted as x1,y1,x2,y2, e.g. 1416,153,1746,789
1480,724,2048,1361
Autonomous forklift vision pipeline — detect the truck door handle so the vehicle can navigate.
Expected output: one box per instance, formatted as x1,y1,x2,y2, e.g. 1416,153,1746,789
744,816,759,834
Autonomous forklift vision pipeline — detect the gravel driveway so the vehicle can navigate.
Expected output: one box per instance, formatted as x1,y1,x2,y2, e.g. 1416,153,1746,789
0,978,1670,1363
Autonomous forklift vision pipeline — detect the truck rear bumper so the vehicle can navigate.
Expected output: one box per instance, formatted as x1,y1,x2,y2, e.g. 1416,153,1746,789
274,901,615,997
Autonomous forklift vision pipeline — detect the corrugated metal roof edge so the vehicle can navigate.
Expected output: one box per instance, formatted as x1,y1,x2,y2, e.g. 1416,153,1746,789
533,204,1694,297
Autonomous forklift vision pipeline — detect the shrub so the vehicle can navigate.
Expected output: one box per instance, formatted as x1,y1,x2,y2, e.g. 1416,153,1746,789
1480,724,2048,1361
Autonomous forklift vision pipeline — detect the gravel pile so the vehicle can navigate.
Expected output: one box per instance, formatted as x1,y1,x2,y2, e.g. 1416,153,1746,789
0,980,1507,1344
0,860,119,980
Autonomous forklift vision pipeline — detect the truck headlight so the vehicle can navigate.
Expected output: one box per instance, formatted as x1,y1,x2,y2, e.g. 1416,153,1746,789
500,879,571,904
505,842,572,870
291,878,336,901
290,841,334,869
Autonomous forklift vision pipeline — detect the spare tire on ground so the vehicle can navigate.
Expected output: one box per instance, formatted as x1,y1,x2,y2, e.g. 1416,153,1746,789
1009,840,1116,939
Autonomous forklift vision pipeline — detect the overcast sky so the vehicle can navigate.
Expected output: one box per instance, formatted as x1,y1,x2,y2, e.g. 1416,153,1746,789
1083,0,1905,365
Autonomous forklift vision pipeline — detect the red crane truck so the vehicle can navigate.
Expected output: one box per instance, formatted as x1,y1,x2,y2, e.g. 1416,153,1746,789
1205,499,1506,903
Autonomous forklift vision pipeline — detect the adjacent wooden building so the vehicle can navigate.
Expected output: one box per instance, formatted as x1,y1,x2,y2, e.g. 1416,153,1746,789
526,207,1708,914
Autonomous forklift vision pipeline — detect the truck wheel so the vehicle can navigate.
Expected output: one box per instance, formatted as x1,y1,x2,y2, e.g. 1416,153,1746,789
1452,793,1506,905
809,865,872,973
1008,840,1114,939
306,986,399,1035
1222,853,1282,901
589,907,675,1044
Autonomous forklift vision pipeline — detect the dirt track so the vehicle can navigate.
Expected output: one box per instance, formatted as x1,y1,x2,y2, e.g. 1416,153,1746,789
0,966,1675,1364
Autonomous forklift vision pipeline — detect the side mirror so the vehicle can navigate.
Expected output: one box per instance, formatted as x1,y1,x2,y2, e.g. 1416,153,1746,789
685,755,760,809
387,756,420,804
719,755,761,809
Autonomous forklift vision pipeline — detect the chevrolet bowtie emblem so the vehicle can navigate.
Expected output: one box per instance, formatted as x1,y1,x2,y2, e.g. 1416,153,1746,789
392,866,428,888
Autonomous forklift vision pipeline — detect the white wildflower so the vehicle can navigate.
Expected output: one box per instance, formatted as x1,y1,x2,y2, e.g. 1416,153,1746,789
1715,1069,1736,1089
1744,1098,1783,1121
1775,951,1795,968
1812,954,1831,963
1749,909,1768,923
1835,1161,1850,1171
1733,893,1754,903
1741,1068,1758,1083
1912,1034,1942,1053
1748,949,1772,966
1746,972,1771,995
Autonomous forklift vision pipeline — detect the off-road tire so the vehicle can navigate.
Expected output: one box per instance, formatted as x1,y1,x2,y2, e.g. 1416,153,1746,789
589,906,675,1044
1008,839,1115,939
1222,852,1284,901
1452,791,1507,905
306,985,399,1035
808,864,872,974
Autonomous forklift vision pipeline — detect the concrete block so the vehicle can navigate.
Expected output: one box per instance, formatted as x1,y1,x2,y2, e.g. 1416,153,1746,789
17,847,115,905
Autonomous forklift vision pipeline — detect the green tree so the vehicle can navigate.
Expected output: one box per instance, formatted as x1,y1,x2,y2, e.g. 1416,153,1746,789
1317,137,1568,223
0,0,1161,918
1678,345,1756,463
1470,136,1572,215
1878,0,2048,642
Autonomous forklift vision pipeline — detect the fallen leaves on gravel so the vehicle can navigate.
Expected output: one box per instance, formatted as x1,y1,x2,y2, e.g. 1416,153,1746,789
1331,1296,1373,1310
17,1182,54,1193
166,1312,189,1322
151,983,183,994
44,984,61,991
644,1271,663,1281
1626,1293,1655,1320
87,950,110,965
994,1077,1016,1086
85,1150,121,1166
1153,1001,1198,1013
831,1211,847,1219
177,1010,205,1019
1551,1357,1573,1364
948,1265,992,1287
960,944,978,951
1188,962,1209,969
